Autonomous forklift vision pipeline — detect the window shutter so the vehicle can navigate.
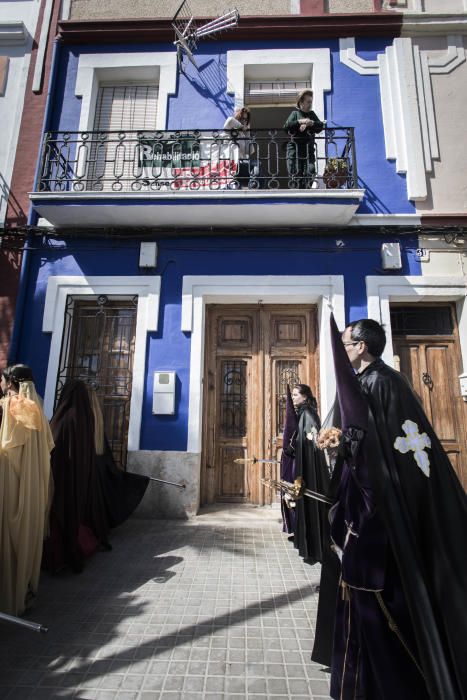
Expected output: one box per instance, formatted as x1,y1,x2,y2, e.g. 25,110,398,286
93,85,159,131
245,80,311,106
89,85,158,190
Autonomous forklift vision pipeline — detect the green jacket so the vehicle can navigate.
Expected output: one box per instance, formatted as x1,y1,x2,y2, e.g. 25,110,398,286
284,109,324,142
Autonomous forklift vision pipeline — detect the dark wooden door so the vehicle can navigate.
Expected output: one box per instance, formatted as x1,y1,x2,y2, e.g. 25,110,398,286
391,304,467,489
201,305,319,506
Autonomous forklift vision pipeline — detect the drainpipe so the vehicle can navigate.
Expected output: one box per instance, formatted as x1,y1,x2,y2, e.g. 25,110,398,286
8,36,61,364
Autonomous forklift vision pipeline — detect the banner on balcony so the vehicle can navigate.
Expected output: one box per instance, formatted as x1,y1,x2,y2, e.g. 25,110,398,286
138,135,239,190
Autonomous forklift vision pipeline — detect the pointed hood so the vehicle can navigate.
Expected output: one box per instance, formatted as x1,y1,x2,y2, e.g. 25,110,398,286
280,384,298,482
330,314,368,433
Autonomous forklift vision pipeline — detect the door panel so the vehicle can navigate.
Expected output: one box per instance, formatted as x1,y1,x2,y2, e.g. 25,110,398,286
202,305,318,506
425,345,458,443
264,308,318,496
394,343,424,406
392,304,467,489
219,446,246,499
219,359,248,439
274,359,302,439
216,359,248,501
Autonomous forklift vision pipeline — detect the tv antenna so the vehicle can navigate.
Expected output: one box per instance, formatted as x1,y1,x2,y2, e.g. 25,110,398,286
172,1,240,71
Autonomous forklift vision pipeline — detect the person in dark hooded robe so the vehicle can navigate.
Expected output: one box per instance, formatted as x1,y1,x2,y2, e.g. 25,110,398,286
310,399,343,669
87,386,149,529
43,380,149,573
43,380,109,573
289,383,330,565
318,316,467,700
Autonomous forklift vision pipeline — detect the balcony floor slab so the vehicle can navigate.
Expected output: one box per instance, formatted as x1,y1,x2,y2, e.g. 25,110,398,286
30,189,366,229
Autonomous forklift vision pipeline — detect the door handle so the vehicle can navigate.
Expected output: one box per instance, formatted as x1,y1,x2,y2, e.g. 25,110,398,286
208,369,215,391
422,372,434,390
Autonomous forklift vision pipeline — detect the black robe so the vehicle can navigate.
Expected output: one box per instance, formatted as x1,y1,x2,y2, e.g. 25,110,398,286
280,386,298,534
292,403,330,565
323,360,467,699
310,398,344,667
43,381,149,573
95,437,149,529
43,381,109,573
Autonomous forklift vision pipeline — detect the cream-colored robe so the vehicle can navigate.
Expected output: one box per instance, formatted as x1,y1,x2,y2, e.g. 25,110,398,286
0,382,54,615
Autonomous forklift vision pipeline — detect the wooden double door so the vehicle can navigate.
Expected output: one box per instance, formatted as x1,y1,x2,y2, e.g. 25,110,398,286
391,304,467,488
201,305,319,506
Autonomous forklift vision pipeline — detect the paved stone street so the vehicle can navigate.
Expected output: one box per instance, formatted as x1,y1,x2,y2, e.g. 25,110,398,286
0,506,331,700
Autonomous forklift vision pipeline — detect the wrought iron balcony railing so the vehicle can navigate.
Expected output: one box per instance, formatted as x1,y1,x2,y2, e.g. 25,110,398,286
36,127,358,194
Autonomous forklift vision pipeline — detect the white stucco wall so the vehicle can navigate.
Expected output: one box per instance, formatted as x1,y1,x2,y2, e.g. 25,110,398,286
418,234,467,277
413,36,467,215
0,0,41,224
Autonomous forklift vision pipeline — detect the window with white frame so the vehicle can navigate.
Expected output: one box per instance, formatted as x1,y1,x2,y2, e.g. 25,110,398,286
93,84,159,131
73,52,177,191
88,83,159,191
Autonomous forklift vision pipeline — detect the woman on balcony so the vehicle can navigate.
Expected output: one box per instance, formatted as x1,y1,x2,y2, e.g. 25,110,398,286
223,107,261,189
284,89,324,189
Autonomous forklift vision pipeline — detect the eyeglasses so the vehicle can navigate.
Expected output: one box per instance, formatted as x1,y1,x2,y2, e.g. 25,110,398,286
342,341,360,347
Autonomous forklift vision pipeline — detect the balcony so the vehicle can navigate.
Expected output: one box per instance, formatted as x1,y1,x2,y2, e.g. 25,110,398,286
30,128,365,229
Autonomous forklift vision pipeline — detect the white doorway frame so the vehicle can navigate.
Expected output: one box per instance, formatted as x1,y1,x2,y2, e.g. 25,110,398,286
181,275,345,454
42,275,161,450
366,275,467,372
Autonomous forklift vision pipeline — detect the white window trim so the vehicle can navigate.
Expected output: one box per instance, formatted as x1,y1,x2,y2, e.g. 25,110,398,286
182,275,345,454
339,37,379,75
227,48,330,122
32,0,53,93
75,52,177,132
42,275,161,451
227,48,331,167
0,21,27,44
366,275,467,372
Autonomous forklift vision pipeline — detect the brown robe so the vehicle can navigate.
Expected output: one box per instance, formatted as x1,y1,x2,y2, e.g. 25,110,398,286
0,384,54,615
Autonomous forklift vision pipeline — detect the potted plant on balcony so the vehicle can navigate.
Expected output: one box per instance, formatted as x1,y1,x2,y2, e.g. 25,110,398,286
323,157,349,189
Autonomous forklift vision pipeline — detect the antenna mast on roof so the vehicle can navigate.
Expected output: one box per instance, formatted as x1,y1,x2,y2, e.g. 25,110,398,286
172,0,240,71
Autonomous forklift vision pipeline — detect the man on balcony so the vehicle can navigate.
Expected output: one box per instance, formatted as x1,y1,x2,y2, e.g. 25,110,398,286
284,89,324,189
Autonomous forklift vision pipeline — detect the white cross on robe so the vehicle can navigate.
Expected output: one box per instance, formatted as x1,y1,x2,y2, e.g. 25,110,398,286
394,419,431,477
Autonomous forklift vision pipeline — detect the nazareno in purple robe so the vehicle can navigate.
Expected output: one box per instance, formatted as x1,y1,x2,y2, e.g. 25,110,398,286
326,315,467,700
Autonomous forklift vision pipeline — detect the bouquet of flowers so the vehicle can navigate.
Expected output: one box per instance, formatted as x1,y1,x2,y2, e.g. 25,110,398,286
317,426,342,452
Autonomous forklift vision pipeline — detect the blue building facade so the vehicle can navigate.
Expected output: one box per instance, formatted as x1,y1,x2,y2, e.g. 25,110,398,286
19,17,467,513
